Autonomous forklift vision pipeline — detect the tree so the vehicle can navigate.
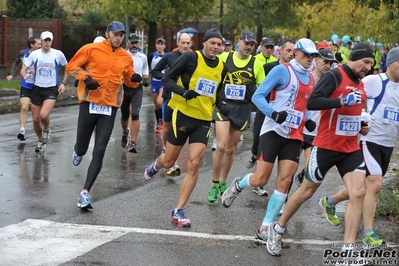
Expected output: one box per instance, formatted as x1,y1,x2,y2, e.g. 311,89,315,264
73,0,216,55
6,0,66,19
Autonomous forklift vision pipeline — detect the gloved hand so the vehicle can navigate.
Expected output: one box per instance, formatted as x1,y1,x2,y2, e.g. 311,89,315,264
84,76,100,90
182,90,199,100
271,111,288,124
142,78,149,87
131,73,142,82
305,119,316,132
218,102,229,116
342,90,362,106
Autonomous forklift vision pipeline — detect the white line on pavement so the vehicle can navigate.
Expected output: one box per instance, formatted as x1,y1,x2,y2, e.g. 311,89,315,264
0,219,397,266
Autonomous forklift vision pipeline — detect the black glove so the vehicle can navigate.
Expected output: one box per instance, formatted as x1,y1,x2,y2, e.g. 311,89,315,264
361,121,369,127
182,90,199,100
84,76,100,90
74,79,78,87
271,111,287,124
218,102,229,116
131,73,142,82
142,78,149,87
305,119,316,132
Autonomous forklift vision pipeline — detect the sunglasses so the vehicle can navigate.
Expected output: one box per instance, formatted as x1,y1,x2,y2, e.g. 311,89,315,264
300,50,317,58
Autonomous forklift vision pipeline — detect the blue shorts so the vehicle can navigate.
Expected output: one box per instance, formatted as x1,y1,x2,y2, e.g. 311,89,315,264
151,80,163,94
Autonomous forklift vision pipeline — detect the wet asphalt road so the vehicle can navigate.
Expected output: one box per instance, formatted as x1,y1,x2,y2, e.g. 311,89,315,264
0,95,398,266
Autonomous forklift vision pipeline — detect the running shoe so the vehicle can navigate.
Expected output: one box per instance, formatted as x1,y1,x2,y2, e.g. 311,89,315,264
128,141,138,153
362,231,384,249
166,163,181,177
253,187,268,196
219,182,227,197
246,156,257,169
42,128,51,144
318,197,340,226
35,141,45,153
17,132,26,141
155,124,162,133
143,160,159,181
72,151,83,166
255,229,268,245
211,139,217,151
77,191,93,209
121,131,129,148
222,177,242,208
279,203,286,215
207,185,219,203
171,208,191,227
266,222,283,256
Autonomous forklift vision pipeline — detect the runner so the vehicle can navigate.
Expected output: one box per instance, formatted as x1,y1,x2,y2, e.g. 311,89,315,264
264,43,374,257
20,31,68,152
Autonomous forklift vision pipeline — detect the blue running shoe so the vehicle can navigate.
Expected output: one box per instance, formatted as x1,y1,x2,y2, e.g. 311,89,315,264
143,160,159,181
72,151,83,166
171,208,191,227
77,191,93,209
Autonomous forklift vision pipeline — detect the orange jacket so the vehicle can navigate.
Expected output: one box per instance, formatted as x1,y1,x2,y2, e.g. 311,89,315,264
66,40,139,107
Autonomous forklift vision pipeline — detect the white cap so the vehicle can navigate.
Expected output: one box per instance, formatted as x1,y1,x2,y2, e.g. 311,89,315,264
294,38,319,55
40,31,53,41
93,36,105,43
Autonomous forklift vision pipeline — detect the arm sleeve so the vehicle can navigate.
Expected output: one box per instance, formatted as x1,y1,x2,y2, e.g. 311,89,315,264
65,45,91,80
9,50,24,76
151,55,168,80
142,54,150,76
307,70,343,110
252,65,289,118
362,75,382,99
161,53,193,96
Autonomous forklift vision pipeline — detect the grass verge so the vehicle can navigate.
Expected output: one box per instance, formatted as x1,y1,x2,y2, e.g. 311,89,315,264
0,79,21,90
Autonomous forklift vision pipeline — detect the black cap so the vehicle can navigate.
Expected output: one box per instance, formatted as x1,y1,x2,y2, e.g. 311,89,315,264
240,31,257,43
262,38,275,46
349,43,375,61
156,37,166,44
203,28,223,42
225,40,232,46
106,21,126,33
318,49,338,63
128,34,140,43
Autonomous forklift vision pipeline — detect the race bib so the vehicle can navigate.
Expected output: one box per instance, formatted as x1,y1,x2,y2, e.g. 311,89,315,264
224,84,246,100
283,108,303,129
38,68,52,77
381,105,399,125
335,115,360,136
89,102,112,116
194,77,218,97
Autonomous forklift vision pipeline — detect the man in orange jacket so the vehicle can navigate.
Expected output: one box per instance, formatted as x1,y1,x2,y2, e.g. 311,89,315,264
66,21,142,209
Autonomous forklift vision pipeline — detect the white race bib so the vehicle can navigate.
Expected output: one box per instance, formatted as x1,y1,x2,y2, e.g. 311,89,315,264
381,105,399,125
283,108,303,129
224,84,246,100
335,115,360,136
89,102,112,116
194,77,218,98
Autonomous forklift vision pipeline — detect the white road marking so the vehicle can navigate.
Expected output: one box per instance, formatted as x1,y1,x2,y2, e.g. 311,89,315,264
0,219,397,266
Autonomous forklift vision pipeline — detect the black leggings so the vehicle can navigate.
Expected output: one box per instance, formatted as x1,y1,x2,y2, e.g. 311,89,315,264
120,84,143,121
74,102,117,191
251,109,265,156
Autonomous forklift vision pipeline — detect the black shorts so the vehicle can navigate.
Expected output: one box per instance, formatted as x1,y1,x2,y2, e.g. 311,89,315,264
20,86,32,98
213,101,251,131
31,85,59,105
302,134,315,150
258,131,302,163
361,140,393,177
306,147,366,183
168,109,211,146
